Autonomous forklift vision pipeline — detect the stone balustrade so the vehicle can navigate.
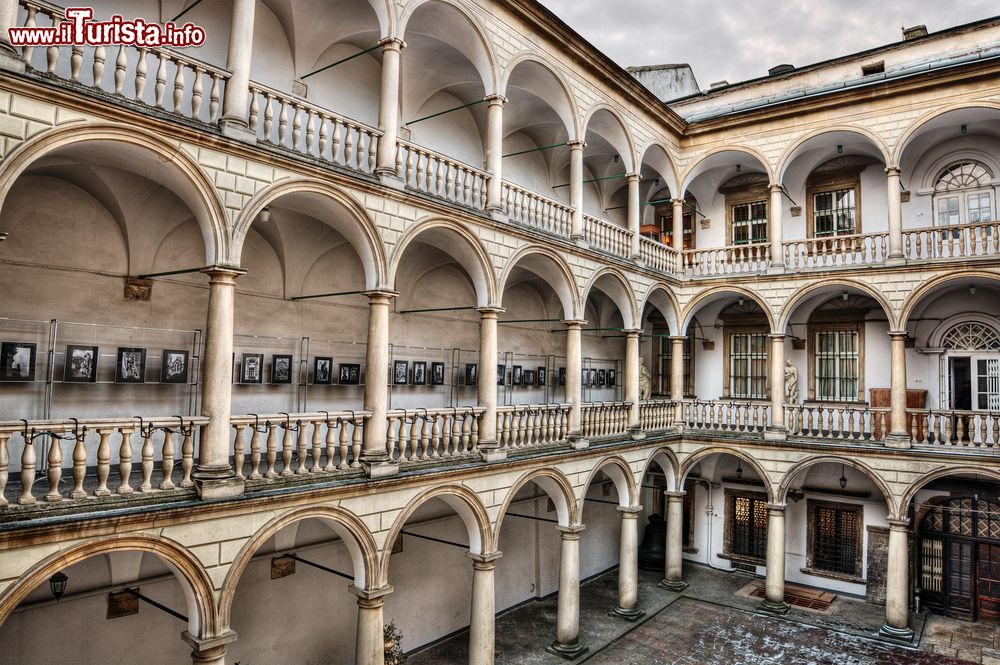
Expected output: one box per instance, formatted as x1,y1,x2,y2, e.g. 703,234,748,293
903,221,1000,262
785,403,889,442
909,409,1000,448
783,232,889,270
580,401,632,438
396,141,489,209
496,403,571,449
639,237,680,272
681,243,771,276
680,399,770,433
639,400,677,431
501,182,573,238
387,407,485,462
583,215,633,259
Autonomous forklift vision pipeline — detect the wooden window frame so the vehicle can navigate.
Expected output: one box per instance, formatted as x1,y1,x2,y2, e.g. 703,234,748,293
806,173,863,239
804,499,864,581
722,488,768,565
723,326,770,399
807,321,865,403
726,191,769,246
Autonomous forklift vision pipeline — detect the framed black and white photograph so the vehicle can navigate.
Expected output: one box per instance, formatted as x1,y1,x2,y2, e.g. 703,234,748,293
607,369,616,387
115,347,147,384
271,354,293,384
465,363,477,386
512,365,522,386
412,361,427,385
523,369,534,386
240,353,264,384
64,344,98,383
314,357,333,385
588,368,598,387
340,363,361,385
537,367,546,386
0,341,37,382
558,367,566,386
598,369,607,386
160,349,189,384
393,360,409,385
431,362,445,386
497,364,506,386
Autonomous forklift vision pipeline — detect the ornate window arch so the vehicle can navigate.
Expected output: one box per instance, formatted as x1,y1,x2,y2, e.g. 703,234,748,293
942,321,1000,351
933,160,995,228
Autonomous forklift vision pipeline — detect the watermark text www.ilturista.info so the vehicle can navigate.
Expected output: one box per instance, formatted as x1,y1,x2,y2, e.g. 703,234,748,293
7,7,206,48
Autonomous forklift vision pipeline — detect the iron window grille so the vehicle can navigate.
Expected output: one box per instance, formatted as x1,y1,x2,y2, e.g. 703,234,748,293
730,332,768,399
815,330,859,401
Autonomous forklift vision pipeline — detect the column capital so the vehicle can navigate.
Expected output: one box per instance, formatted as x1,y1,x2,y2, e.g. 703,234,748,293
768,333,786,341
567,139,586,149
626,172,641,182
766,502,787,513
887,330,908,339
664,490,686,500
617,504,643,516
885,166,902,177
181,630,238,652
622,328,643,337
350,584,394,601
671,197,685,205
378,36,406,50
484,93,507,106
562,318,588,329
476,306,506,317
200,265,246,280
467,550,503,564
559,524,586,538
363,288,399,302
887,517,911,529
768,183,784,193
668,335,687,343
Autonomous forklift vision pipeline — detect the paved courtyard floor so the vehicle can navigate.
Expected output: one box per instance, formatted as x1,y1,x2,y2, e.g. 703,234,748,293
408,565,995,664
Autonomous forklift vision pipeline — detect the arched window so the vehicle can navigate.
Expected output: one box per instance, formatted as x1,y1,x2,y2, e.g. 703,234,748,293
942,322,1000,351
941,321,1000,412
933,161,995,228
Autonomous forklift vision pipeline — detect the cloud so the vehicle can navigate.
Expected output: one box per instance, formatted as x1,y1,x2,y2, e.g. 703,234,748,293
538,0,998,88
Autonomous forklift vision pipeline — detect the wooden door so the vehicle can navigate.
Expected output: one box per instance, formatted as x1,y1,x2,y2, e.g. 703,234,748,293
948,540,974,617
977,544,1000,622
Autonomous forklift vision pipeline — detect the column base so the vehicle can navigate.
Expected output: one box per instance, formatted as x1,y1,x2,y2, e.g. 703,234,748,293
610,606,646,622
479,446,508,463
628,425,646,441
658,579,688,592
546,641,589,660
884,433,911,448
182,630,238,665
764,426,787,442
376,169,407,190
0,51,25,74
885,256,906,267
487,208,509,224
766,264,785,275
219,119,258,144
572,235,589,249
878,623,914,642
569,435,590,450
631,255,645,268
362,460,400,478
758,598,791,615
193,467,244,500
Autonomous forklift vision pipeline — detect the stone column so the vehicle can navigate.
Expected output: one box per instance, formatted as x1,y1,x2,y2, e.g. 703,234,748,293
484,95,507,212
760,504,790,614
182,631,237,665
362,290,399,476
887,331,911,448
671,198,685,252
563,320,585,441
219,0,256,140
375,38,405,177
547,525,588,659
569,140,586,244
768,184,784,269
352,585,393,665
624,328,642,435
196,267,245,499
659,491,687,591
477,307,505,461
468,552,502,665
669,335,686,425
886,167,905,264
627,173,641,260
880,519,914,641
611,505,644,621
766,334,786,440
0,0,23,70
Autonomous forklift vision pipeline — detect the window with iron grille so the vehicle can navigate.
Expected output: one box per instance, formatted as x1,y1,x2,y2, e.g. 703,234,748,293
731,200,768,245
813,188,857,237
729,332,768,399
809,501,862,576
815,330,859,401
728,493,768,560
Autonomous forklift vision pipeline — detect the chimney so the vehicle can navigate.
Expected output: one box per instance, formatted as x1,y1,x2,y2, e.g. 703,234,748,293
902,25,928,41
768,64,795,76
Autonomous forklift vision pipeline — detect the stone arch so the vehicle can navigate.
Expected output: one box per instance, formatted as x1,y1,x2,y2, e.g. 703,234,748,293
679,144,775,194
892,101,1000,167
581,104,637,172
776,455,898,516
218,505,380,627
898,270,1000,330
498,244,580,320
777,278,896,332
379,484,493,585
231,178,389,290
578,455,639,520
0,534,218,638
899,465,1000,518
398,0,499,95
640,283,681,335
494,467,579,542
0,122,228,265
388,217,498,306
637,140,681,198
500,52,580,140
678,447,775,503
637,446,680,493
776,125,891,182
582,267,639,329
680,284,775,333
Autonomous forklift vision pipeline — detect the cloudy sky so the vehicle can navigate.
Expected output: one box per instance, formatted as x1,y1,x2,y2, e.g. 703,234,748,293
537,0,998,87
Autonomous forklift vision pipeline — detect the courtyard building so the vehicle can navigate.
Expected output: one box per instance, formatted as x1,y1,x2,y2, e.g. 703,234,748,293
0,1,998,663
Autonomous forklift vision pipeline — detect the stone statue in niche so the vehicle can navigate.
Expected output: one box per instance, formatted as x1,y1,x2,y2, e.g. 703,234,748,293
784,359,799,404
639,358,652,400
